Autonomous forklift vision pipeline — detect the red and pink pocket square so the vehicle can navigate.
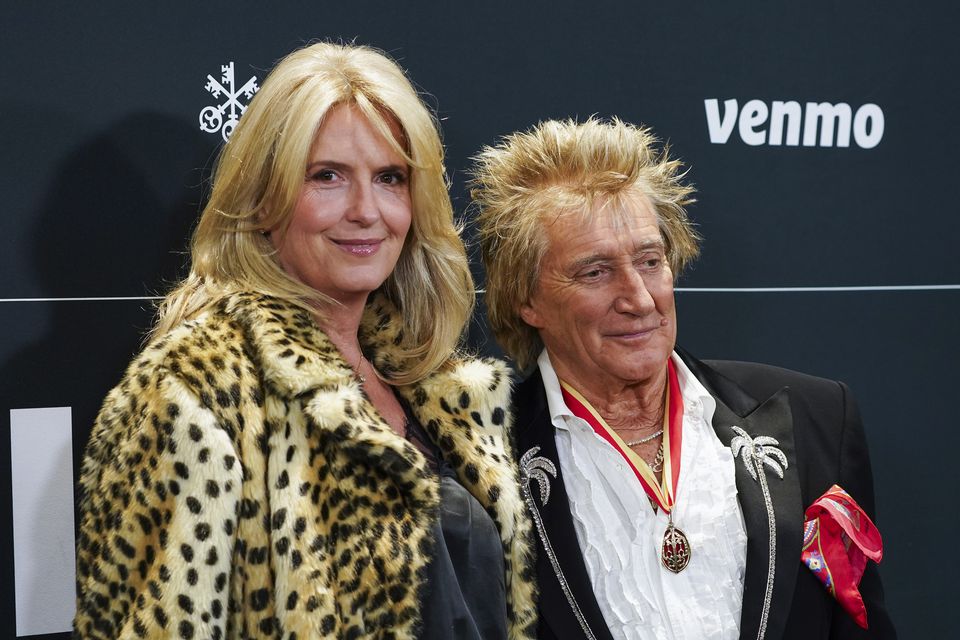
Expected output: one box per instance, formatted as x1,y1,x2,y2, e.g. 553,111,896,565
801,485,883,629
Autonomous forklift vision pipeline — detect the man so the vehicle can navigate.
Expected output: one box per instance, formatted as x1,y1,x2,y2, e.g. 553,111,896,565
470,118,895,639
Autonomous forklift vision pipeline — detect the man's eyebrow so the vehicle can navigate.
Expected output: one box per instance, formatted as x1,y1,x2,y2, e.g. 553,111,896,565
632,239,666,252
568,240,665,270
569,253,610,271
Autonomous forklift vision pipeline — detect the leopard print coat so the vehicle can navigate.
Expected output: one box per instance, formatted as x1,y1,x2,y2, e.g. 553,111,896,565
75,292,538,639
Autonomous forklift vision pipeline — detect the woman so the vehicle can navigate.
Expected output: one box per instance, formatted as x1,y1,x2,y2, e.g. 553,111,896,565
75,42,537,640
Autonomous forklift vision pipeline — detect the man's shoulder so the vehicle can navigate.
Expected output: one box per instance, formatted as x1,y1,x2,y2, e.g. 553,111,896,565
703,360,836,387
703,358,839,390
696,356,848,418
512,368,550,413
510,369,550,449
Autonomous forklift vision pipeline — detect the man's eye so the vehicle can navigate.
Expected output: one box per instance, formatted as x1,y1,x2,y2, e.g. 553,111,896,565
577,267,606,280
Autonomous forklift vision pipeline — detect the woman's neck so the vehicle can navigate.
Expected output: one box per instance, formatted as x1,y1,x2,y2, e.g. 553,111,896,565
314,297,367,365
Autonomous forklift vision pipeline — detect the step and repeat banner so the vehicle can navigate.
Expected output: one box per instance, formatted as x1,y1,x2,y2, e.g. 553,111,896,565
2,2,956,637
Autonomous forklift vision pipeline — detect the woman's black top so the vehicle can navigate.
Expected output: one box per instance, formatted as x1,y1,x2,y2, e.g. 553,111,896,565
402,400,508,640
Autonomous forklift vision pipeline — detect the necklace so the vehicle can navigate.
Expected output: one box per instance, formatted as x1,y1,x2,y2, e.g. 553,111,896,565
558,361,691,574
354,353,366,384
624,428,664,447
650,442,664,473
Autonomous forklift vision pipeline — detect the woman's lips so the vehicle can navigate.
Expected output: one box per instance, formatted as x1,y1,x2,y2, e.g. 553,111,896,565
332,238,383,256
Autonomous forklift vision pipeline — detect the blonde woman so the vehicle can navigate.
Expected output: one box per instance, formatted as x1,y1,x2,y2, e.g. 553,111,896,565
75,42,537,640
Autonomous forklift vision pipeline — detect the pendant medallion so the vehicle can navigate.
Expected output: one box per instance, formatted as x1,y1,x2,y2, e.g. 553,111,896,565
661,522,691,573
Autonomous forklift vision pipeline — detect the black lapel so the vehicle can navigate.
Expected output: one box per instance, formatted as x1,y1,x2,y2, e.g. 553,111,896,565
678,350,803,640
514,370,614,640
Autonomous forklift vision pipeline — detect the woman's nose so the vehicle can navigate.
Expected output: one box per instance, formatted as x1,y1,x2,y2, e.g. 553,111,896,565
345,181,380,225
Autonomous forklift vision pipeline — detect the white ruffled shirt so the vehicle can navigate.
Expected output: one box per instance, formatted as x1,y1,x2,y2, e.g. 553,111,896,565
540,349,748,640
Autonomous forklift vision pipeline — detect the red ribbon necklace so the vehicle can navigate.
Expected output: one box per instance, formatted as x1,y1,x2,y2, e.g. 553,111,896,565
559,360,692,572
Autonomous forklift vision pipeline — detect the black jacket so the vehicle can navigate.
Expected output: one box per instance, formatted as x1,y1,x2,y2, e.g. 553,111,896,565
514,349,895,640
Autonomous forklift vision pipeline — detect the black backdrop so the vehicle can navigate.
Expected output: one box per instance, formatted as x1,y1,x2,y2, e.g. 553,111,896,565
2,2,957,637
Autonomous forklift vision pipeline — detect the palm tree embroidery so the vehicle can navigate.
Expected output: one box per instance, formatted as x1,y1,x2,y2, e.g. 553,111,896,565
730,425,789,640
731,426,788,481
520,446,558,506
519,446,597,640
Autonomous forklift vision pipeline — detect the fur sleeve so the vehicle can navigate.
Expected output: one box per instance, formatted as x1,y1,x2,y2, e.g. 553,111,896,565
75,365,242,639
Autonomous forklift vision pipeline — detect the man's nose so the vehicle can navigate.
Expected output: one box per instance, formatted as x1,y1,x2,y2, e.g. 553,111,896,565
613,268,656,315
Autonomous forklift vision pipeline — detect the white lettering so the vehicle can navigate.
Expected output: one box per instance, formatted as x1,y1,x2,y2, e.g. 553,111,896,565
10,407,76,636
803,102,853,147
704,98,738,144
704,98,883,149
853,103,884,149
769,101,802,146
738,99,769,146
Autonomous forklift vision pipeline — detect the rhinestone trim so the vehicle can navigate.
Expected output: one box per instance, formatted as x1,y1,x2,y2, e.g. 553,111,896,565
730,426,789,640
520,447,598,640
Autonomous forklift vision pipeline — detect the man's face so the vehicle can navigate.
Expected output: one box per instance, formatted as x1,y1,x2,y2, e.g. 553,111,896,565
520,195,677,392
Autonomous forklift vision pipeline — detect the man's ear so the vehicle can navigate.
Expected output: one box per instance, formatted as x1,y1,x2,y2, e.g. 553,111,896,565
519,301,545,329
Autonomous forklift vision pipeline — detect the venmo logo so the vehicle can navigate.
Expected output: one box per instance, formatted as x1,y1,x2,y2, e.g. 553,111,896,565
704,99,884,149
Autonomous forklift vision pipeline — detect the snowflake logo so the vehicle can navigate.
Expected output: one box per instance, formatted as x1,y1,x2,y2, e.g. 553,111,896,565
199,62,259,142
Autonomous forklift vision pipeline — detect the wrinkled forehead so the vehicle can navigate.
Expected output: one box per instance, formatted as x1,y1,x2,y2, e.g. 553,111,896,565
541,189,664,242
533,193,665,269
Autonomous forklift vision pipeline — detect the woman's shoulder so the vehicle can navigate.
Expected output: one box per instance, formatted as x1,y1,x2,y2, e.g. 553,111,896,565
147,301,249,367
408,356,513,417
103,297,263,414
83,303,252,489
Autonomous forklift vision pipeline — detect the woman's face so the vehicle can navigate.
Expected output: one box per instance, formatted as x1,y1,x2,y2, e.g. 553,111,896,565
270,103,412,308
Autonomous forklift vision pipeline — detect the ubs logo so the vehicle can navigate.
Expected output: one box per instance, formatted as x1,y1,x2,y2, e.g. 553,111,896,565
704,99,884,149
199,62,260,142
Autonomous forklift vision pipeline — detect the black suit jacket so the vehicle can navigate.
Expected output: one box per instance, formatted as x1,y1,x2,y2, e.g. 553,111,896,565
514,350,895,639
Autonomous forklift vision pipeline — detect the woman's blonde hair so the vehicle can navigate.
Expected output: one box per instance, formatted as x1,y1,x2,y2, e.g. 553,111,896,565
470,117,700,371
154,42,473,384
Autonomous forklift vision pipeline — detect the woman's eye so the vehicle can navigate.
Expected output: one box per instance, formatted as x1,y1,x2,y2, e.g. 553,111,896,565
379,171,408,185
306,168,338,183
312,170,337,182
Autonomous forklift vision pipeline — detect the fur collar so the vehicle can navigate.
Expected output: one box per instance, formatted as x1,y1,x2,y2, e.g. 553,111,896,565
215,291,537,638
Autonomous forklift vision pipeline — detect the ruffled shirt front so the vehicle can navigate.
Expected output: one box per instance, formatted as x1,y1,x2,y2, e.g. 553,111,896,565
541,350,748,640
